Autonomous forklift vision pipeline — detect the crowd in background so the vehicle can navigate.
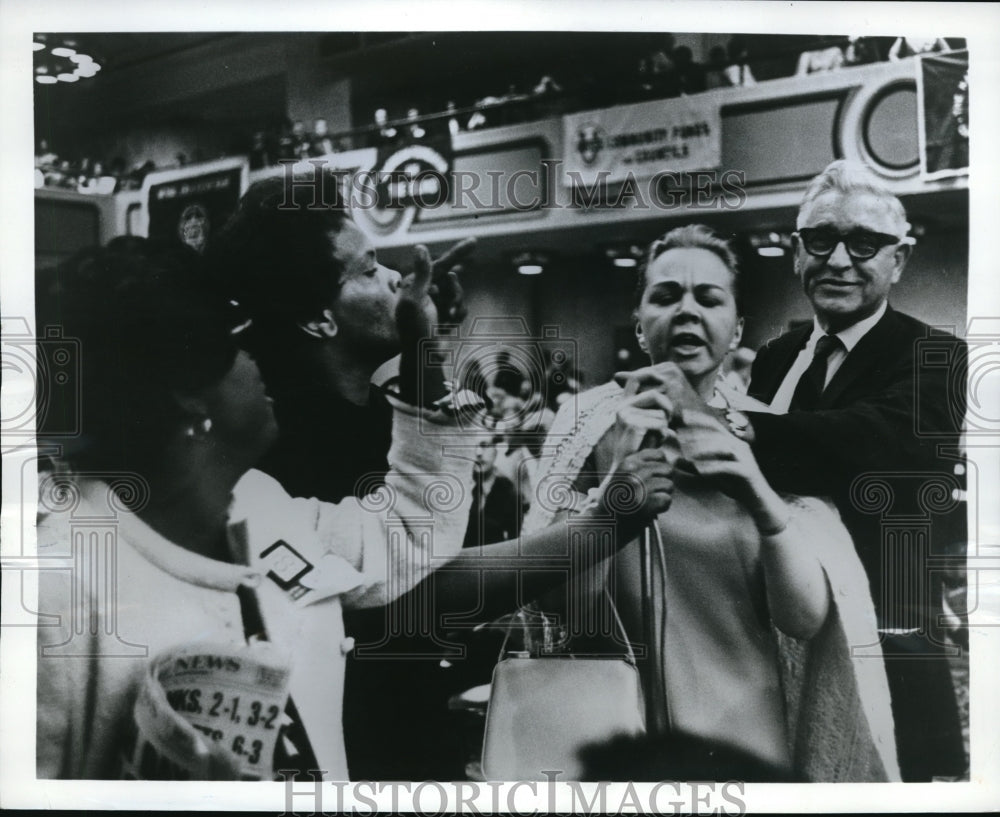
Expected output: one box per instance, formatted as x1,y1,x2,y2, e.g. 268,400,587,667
34,33,964,194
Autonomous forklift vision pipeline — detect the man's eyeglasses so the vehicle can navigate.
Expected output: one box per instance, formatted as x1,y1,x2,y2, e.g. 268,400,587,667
795,228,905,261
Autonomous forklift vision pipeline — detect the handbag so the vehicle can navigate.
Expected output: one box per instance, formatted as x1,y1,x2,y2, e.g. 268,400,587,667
480,597,646,781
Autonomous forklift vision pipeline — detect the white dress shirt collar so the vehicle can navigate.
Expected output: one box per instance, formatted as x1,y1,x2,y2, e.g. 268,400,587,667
769,302,888,413
809,300,888,354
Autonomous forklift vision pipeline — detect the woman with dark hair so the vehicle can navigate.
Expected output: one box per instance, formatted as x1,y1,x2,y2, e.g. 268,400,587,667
35,238,673,781
523,224,899,781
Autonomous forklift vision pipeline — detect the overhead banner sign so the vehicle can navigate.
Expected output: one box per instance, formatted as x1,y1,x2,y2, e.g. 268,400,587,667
562,96,721,187
372,138,452,210
351,123,454,234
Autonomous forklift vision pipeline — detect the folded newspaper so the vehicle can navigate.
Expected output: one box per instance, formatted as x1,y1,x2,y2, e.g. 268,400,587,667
121,641,292,781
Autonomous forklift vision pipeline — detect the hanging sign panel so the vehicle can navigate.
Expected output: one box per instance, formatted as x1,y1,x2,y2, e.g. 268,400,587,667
143,159,247,253
562,96,722,187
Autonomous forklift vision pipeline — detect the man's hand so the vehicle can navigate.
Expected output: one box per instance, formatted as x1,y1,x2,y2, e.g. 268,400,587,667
396,244,442,405
396,238,476,405
429,237,476,324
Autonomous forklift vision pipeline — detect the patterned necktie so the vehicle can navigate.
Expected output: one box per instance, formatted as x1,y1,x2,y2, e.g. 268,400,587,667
789,334,843,411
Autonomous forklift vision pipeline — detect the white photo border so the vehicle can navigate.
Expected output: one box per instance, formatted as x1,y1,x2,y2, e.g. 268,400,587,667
3,0,999,812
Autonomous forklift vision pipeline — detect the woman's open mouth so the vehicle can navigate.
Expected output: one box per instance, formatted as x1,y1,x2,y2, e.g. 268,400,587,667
670,333,707,355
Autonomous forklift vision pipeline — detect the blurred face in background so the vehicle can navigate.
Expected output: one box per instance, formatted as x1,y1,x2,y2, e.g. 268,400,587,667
636,247,742,397
486,384,526,420
473,437,499,477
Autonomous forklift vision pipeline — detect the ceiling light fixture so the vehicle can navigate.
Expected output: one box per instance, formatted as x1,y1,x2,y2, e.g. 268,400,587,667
512,251,550,276
749,231,792,257
34,35,102,85
603,243,644,269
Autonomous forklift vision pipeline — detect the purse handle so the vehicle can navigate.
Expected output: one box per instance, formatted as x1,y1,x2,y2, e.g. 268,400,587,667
496,585,638,664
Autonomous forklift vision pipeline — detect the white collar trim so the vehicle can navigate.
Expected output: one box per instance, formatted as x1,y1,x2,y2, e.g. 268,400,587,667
810,301,887,353
80,479,260,592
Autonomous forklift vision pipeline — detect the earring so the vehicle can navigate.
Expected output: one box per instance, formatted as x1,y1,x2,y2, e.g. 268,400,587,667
185,417,213,438
300,309,338,339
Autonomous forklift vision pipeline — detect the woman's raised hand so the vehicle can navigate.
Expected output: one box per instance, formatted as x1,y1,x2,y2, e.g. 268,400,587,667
611,386,674,463
613,361,712,426
678,410,788,535
679,410,831,639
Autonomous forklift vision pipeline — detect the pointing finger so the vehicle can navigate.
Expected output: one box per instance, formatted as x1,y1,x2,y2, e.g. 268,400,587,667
412,244,433,291
432,237,477,279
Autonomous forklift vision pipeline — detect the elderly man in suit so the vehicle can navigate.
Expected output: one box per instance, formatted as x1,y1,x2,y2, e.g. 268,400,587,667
743,159,966,781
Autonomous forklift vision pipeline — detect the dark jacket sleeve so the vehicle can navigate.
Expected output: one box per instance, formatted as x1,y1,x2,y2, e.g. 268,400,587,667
746,324,965,497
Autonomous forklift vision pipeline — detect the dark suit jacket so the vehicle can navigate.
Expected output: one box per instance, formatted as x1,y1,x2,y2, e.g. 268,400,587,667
463,474,520,549
747,305,967,632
